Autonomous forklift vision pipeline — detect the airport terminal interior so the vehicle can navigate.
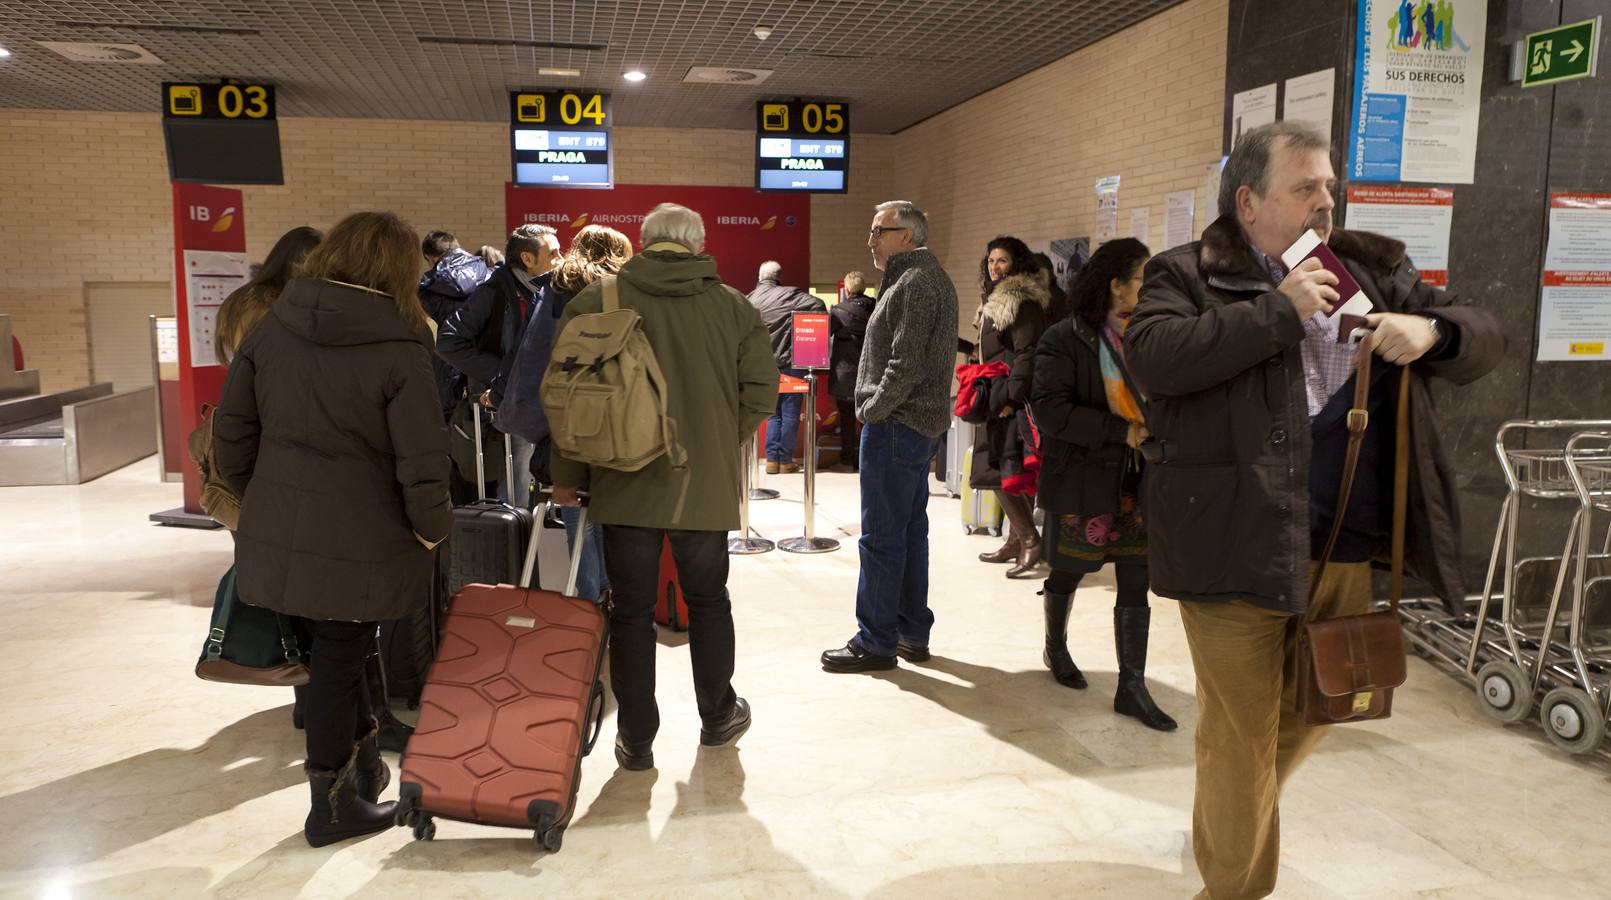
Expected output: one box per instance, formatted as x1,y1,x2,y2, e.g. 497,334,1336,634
2,0,1610,897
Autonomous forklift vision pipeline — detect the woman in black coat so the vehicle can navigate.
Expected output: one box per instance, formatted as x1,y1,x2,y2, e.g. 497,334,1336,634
973,236,1053,577
1031,238,1174,732
214,211,452,846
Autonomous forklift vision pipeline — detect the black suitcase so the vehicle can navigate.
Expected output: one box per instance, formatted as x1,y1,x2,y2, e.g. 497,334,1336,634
378,549,449,707
447,404,534,596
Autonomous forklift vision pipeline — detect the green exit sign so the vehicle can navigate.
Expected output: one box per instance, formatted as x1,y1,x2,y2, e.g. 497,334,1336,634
1522,17,1600,88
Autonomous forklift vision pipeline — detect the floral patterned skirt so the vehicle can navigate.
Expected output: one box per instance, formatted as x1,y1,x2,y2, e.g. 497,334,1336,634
1043,493,1148,575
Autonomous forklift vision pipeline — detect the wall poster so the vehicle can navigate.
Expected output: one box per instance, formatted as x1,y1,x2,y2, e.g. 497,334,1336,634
1538,193,1611,362
1343,185,1453,286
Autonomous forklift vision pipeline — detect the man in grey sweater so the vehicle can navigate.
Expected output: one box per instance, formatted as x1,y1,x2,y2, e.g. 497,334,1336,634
822,200,960,673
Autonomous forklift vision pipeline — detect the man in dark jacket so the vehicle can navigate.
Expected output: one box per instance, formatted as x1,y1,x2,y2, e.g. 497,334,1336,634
437,224,560,505
417,230,491,421
747,261,827,474
1125,121,1503,900
828,270,875,471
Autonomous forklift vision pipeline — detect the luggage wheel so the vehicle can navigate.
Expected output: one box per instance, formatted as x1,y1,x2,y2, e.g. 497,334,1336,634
412,816,436,841
535,825,565,852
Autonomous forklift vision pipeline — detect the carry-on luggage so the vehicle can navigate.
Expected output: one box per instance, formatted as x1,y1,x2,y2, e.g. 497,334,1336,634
654,534,689,632
378,549,450,707
960,445,1003,536
941,415,972,497
397,496,608,852
446,405,534,596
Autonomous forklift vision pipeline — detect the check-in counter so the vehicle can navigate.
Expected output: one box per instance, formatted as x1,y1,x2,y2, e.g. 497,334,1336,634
0,384,157,486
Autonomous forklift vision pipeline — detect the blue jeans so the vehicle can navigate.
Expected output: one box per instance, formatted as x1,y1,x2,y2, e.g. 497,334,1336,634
853,420,941,656
766,368,807,463
560,506,609,602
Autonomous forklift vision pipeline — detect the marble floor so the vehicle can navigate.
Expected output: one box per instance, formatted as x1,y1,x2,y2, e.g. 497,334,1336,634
2,460,1609,899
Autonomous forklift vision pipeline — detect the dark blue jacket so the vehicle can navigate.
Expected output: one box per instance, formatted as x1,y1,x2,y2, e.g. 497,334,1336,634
437,265,543,406
417,250,492,417
497,280,573,446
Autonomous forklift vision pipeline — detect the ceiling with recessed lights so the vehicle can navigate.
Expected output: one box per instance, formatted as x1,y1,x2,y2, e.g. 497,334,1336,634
0,1,1183,133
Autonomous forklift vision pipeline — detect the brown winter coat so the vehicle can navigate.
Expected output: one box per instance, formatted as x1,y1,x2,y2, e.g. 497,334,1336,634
1125,216,1503,614
971,271,1053,490
213,278,451,623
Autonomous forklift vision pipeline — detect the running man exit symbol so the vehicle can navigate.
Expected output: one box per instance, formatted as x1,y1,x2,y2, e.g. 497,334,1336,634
1521,17,1599,88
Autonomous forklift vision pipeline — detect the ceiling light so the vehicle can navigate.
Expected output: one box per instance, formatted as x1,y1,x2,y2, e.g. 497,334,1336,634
0,46,10,59
623,70,647,82
539,66,581,77
753,26,773,41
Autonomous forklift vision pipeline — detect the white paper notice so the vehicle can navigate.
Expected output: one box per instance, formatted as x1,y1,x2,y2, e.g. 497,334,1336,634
183,249,249,368
1130,207,1150,245
1282,68,1335,140
155,318,179,364
1164,190,1197,249
1343,185,1453,286
1095,175,1121,242
1538,193,1611,362
1231,83,1277,147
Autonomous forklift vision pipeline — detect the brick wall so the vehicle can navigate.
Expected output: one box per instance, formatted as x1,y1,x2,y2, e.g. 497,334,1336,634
891,0,1229,324
0,112,894,390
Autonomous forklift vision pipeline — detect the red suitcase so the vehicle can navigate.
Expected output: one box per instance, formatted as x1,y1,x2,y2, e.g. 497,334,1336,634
396,500,606,853
654,535,689,632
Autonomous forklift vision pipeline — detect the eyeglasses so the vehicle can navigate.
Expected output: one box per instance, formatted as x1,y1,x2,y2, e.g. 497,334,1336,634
868,226,910,238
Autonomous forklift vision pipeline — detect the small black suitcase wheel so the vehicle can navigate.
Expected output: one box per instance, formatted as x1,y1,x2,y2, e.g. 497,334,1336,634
412,818,436,841
537,826,564,852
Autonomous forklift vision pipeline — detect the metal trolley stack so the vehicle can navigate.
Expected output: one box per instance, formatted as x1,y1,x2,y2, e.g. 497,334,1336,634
1400,420,1611,757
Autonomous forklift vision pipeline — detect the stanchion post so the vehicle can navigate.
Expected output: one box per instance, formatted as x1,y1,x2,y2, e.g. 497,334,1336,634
780,372,840,554
729,434,776,555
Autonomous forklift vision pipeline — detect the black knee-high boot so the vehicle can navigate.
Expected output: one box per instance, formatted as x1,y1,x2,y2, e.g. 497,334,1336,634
1042,590,1087,689
1113,607,1177,731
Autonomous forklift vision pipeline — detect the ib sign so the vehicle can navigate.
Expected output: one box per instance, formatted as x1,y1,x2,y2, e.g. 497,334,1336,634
791,313,831,370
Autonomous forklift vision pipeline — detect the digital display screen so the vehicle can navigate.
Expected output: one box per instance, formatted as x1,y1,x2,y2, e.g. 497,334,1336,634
754,100,850,194
163,118,284,185
510,91,613,189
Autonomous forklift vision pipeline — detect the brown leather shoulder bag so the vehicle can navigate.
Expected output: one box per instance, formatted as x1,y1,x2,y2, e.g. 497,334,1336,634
1296,341,1412,725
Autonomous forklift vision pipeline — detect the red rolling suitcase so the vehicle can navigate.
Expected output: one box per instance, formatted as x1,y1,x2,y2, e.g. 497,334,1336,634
654,535,689,632
396,498,607,853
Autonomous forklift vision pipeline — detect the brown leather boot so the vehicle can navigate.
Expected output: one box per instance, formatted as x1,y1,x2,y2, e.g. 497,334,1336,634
1006,536,1043,579
979,537,1020,563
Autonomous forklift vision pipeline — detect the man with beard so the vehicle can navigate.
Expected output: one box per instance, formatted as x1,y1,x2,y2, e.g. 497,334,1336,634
1125,121,1502,899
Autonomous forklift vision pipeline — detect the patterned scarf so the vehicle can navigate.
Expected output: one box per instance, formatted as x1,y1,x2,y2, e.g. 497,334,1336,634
1100,324,1144,427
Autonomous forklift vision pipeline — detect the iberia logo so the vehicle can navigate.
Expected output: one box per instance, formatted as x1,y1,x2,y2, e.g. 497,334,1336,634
761,216,777,231
570,213,589,229
211,207,237,232
1386,1,1468,52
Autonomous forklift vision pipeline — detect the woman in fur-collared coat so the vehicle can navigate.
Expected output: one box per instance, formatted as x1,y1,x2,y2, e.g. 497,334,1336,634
972,236,1054,578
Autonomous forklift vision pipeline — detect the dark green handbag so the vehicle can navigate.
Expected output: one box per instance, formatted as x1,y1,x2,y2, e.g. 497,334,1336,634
195,567,311,686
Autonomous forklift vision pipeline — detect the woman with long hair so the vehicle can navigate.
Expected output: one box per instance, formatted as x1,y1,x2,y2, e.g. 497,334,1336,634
214,225,323,364
498,224,634,602
1030,237,1175,731
973,235,1054,578
213,211,451,845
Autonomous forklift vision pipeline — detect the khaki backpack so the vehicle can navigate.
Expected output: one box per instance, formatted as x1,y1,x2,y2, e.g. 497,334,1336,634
187,404,241,530
540,275,689,488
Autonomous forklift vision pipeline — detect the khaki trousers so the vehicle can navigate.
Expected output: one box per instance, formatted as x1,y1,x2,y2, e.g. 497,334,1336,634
1178,562,1374,900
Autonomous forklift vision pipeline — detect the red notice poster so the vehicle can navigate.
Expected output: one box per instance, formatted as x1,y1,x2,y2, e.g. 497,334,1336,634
791,312,830,369
172,182,248,513
505,183,810,290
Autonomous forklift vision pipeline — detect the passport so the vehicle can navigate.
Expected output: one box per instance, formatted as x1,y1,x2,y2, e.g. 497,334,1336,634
1281,230,1373,341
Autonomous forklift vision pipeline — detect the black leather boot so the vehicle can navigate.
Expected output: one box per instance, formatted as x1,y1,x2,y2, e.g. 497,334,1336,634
354,717,390,804
1042,590,1087,689
292,684,306,730
1113,607,1178,732
304,746,398,848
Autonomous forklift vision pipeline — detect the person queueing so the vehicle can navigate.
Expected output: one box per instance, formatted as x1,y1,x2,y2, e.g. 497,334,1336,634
498,224,635,602
213,212,451,846
215,226,323,365
747,261,828,474
973,236,1053,578
1031,237,1175,732
828,270,875,471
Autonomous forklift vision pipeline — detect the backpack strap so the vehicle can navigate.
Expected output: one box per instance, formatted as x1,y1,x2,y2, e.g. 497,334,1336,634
602,275,619,313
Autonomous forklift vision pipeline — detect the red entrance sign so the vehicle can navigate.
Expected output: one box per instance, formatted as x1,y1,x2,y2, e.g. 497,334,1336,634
505,183,809,290
791,312,830,369
778,374,811,394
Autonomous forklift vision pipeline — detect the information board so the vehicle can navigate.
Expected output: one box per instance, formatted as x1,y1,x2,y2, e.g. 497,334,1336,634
162,81,282,184
510,90,613,188
755,100,849,193
1538,193,1611,362
791,313,831,370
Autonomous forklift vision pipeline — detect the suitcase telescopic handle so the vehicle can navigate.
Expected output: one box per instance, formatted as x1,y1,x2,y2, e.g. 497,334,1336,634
471,402,519,504
519,491,591,596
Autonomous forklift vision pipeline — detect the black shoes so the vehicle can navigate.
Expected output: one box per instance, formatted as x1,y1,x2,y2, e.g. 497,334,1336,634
614,735,654,771
700,697,752,747
1114,607,1178,732
821,641,897,673
895,640,930,663
354,717,391,804
1043,590,1089,689
304,748,397,848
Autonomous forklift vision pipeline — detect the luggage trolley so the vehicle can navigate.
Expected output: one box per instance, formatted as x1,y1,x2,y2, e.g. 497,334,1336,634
1539,432,1611,754
1398,420,1611,737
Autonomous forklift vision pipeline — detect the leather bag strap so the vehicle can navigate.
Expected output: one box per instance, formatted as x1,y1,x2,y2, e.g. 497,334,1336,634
602,274,619,313
1388,363,1411,613
1310,345,1374,602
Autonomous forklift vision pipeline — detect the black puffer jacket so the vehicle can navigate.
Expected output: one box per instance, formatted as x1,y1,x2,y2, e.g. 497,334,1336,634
748,277,827,369
437,264,542,407
214,279,451,623
417,249,491,419
970,271,1053,490
828,290,875,399
1032,315,1137,517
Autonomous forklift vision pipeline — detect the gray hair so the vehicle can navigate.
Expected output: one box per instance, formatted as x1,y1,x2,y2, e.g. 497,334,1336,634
641,203,705,252
875,200,928,247
1217,121,1330,219
758,260,782,282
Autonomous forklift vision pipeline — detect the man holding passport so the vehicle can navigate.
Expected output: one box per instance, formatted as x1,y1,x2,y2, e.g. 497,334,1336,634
1126,121,1502,899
